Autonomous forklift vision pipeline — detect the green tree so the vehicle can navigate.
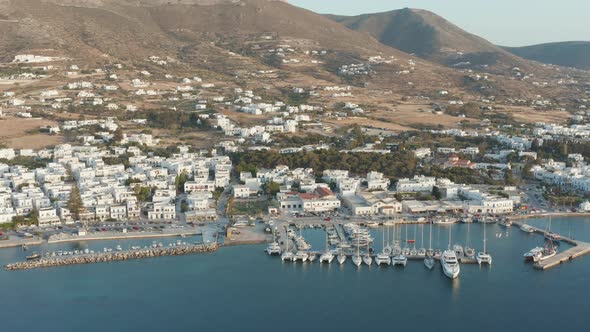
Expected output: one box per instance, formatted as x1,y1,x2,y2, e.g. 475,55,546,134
68,182,83,221
263,182,281,196
432,186,442,200
175,171,189,194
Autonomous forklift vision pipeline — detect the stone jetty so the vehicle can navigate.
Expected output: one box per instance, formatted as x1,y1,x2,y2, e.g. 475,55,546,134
4,244,218,271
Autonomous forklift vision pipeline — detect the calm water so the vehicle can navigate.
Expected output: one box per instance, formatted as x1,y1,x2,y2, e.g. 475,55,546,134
1,218,589,332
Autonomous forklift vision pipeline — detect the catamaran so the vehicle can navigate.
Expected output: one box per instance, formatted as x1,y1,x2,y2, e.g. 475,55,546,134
477,220,492,265
266,231,282,256
281,232,294,262
441,224,460,279
424,221,435,270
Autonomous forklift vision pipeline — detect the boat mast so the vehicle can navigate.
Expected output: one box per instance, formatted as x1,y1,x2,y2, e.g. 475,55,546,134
448,223,452,250
483,221,487,254
429,222,433,250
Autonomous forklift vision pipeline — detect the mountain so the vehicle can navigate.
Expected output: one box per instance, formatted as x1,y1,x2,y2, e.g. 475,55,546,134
326,8,532,73
503,41,590,70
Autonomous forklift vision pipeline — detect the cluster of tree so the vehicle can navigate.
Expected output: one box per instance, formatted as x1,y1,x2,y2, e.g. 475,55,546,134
0,156,48,169
139,110,211,130
532,139,590,162
272,133,342,148
232,149,418,181
424,165,502,186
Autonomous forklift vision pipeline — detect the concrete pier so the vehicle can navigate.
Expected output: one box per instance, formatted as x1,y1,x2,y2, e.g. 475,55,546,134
5,243,218,271
512,220,590,270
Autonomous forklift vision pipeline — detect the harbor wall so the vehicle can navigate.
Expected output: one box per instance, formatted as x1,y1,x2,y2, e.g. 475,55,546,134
5,243,218,271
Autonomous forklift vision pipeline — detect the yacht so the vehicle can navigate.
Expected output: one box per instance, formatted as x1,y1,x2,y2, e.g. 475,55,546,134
307,253,317,262
338,252,347,265
441,250,460,279
266,242,282,256
424,222,435,270
294,251,309,262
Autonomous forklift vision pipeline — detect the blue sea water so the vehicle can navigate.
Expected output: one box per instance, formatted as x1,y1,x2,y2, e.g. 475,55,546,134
0,218,589,332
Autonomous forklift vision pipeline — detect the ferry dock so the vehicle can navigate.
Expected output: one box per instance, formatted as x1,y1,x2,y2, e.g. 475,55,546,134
512,220,590,270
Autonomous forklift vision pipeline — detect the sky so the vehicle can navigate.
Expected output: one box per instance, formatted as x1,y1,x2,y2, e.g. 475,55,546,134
289,0,590,47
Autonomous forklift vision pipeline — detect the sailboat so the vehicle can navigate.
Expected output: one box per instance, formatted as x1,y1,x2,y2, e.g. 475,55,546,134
375,227,391,266
393,222,408,267
352,232,362,267
477,220,492,265
424,221,435,270
464,222,475,259
281,229,294,262
417,224,426,257
441,223,460,279
533,216,557,262
320,231,334,264
402,223,410,256
363,243,373,266
338,246,347,265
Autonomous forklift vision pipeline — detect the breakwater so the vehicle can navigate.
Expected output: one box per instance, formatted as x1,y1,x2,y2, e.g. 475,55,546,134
4,243,218,270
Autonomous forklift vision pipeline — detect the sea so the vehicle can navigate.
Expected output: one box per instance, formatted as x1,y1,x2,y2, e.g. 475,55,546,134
1,217,589,332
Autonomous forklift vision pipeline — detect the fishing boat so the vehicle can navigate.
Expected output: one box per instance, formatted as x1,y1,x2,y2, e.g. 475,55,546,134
477,221,492,265
520,224,535,233
498,219,513,227
524,247,544,261
533,242,557,263
26,252,41,260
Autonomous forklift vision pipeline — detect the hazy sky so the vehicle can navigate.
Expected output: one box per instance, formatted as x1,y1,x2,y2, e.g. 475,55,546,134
289,0,590,47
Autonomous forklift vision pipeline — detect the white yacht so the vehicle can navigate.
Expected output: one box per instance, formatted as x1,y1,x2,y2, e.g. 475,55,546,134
424,222,435,270
453,244,464,258
338,252,347,265
441,250,460,279
308,253,317,262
